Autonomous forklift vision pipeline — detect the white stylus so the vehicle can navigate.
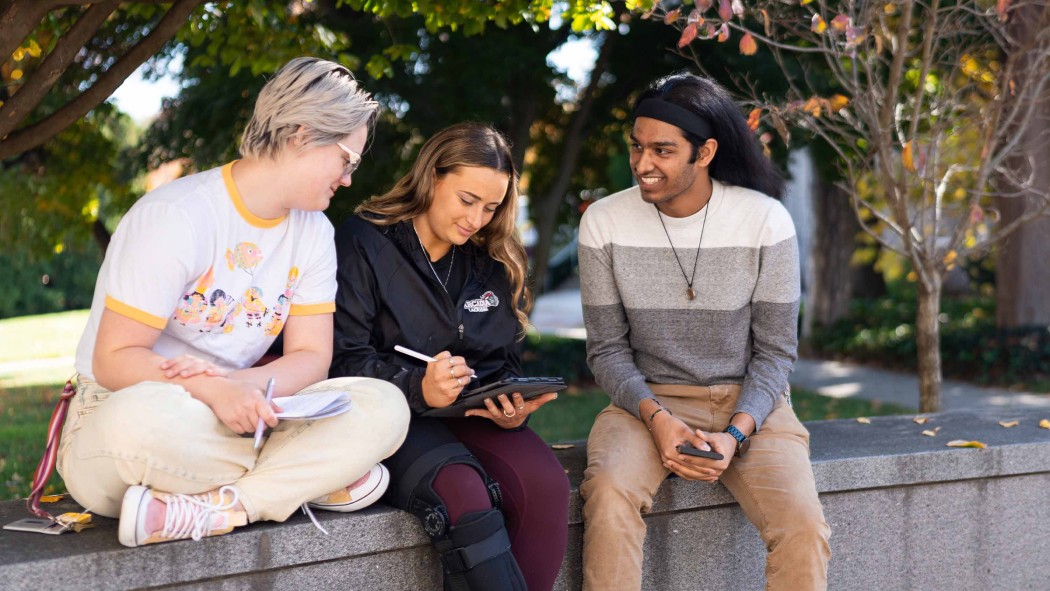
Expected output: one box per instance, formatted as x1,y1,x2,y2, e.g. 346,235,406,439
394,345,477,378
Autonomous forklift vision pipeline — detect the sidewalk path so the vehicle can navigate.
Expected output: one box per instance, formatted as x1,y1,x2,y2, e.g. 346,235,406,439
531,284,1050,414
791,358,1050,413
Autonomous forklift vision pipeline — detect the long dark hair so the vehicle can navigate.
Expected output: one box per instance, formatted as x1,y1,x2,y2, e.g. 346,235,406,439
634,73,785,200
356,123,532,331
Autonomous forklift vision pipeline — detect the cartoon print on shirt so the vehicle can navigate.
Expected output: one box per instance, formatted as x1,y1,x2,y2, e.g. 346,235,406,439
202,289,235,333
226,242,263,277
264,267,299,336
241,286,267,327
173,267,214,324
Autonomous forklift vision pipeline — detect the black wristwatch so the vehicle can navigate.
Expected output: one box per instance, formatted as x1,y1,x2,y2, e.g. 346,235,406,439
723,425,751,457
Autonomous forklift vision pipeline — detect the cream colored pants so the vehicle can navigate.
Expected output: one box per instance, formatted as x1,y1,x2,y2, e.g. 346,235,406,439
580,384,831,591
57,376,409,522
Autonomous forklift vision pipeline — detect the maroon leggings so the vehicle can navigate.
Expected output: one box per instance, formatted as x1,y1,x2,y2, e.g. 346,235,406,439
416,417,570,591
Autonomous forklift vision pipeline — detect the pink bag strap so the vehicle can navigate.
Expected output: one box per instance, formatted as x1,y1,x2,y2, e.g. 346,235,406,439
26,380,76,521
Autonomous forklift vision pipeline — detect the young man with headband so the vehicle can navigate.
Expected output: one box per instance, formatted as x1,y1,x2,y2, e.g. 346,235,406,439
577,73,831,590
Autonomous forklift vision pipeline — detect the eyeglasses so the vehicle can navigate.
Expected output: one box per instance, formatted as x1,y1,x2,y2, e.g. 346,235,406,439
336,143,362,177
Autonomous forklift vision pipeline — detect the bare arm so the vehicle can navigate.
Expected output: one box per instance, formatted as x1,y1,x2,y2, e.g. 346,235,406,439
93,308,277,434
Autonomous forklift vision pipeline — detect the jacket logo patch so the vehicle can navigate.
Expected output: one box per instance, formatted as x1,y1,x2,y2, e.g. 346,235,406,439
464,291,499,313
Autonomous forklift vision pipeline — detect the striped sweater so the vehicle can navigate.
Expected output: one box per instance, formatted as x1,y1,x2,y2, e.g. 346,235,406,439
578,179,800,429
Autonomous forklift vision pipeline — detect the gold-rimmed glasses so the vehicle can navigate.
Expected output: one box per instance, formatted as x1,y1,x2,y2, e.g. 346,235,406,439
336,143,362,177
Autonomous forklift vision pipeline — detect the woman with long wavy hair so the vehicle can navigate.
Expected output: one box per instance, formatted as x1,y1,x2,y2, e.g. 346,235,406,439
328,122,569,590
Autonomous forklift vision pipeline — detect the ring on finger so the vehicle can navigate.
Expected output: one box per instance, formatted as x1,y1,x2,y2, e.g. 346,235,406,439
449,367,456,379
448,358,455,367
516,403,525,411
503,408,516,418
456,377,463,386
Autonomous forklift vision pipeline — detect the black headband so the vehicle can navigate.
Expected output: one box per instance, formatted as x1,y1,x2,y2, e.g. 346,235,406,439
634,98,713,140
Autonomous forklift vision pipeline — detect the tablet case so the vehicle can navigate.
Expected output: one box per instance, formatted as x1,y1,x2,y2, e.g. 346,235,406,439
421,377,566,418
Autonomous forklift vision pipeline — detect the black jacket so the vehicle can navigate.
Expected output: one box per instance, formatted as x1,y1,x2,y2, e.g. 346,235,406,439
331,215,523,414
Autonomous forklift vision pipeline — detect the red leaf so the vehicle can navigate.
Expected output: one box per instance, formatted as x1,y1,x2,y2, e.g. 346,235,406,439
687,8,702,24
679,22,699,48
740,33,758,55
747,108,762,131
831,14,849,32
718,0,733,21
664,7,681,24
717,22,730,42
696,0,714,12
997,0,1011,21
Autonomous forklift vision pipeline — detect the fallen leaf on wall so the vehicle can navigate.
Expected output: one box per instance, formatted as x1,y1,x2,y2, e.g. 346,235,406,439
856,417,871,424
998,420,1019,428
946,440,987,449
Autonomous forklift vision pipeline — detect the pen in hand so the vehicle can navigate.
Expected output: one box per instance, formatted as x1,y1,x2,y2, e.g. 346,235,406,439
394,345,476,379
253,377,276,450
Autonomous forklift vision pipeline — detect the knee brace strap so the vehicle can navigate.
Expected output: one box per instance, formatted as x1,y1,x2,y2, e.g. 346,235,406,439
435,509,525,591
435,514,512,572
398,442,502,539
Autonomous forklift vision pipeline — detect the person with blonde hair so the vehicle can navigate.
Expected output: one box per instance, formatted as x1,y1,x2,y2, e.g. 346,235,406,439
58,57,409,547
329,122,569,590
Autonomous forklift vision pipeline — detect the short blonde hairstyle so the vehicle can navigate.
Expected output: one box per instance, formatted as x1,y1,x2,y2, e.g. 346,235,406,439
240,57,378,160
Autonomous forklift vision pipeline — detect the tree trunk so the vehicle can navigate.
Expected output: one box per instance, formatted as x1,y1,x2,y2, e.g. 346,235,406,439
528,32,616,294
915,274,943,412
802,173,856,338
997,0,1050,328
995,86,1050,327
92,219,111,259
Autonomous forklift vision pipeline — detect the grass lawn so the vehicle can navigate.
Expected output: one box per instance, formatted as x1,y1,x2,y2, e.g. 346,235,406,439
1,383,68,501
0,310,89,362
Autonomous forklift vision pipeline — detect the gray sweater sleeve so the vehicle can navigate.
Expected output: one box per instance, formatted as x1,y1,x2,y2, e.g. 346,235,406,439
736,233,801,430
578,210,655,420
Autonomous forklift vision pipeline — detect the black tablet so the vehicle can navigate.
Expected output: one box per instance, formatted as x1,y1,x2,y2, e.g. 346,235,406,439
421,377,566,418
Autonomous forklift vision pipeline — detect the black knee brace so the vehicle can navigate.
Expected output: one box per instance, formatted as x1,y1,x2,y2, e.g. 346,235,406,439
394,442,525,591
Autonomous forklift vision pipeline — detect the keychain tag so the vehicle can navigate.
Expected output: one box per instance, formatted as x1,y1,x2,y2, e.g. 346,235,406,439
3,517,69,535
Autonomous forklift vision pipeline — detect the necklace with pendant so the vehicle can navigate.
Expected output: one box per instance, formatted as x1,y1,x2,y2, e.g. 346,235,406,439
655,199,709,301
413,223,455,293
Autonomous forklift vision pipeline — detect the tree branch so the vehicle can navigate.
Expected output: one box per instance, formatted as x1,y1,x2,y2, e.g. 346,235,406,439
0,1,52,66
0,0,121,139
0,0,203,161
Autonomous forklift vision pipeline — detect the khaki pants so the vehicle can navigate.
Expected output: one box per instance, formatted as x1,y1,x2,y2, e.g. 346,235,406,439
57,376,409,522
580,384,831,591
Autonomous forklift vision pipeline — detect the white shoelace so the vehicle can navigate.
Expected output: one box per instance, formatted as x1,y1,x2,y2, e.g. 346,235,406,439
300,503,329,535
161,485,240,541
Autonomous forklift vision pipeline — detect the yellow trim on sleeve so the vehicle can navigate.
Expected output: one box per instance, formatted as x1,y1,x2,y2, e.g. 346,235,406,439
289,302,336,316
222,162,286,228
104,295,168,330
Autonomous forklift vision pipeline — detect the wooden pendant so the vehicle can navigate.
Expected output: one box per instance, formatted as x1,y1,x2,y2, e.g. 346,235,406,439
687,287,696,300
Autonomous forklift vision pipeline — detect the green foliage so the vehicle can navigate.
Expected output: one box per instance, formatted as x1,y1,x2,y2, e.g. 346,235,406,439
0,105,138,259
0,251,99,320
521,333,594,386
810,294,1050,387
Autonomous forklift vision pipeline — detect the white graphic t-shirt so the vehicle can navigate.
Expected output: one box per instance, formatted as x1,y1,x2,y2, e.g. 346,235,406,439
75,162,336,379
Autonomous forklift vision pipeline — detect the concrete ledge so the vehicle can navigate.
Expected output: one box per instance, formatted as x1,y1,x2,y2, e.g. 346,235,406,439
4,408,1050,590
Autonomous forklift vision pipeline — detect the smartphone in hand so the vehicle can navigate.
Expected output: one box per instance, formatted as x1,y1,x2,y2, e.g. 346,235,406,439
676,442,724,461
